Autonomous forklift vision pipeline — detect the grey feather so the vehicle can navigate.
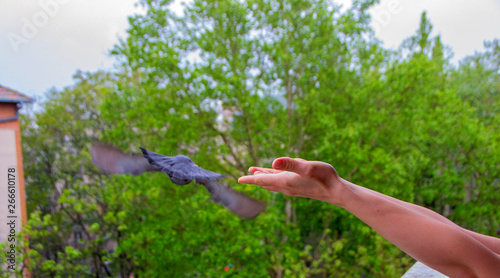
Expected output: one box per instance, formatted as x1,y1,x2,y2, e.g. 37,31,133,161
202,180,266,219
91,142,158,175
91,142,266,218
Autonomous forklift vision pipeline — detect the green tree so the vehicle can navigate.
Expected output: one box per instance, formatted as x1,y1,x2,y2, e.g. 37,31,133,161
17,70,129,277
106,0,414,276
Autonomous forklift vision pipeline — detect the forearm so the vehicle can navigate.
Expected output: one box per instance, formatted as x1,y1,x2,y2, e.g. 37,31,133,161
341,179,500,255
338,181,500,277
341,179,457,225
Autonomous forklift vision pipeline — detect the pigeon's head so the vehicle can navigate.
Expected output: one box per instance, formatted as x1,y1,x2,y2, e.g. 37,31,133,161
170,176,193,185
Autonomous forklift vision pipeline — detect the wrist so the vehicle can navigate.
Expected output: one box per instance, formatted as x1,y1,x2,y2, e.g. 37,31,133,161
324,177,355,207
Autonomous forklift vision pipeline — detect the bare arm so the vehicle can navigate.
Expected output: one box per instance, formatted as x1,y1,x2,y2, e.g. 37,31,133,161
239,157,500,278
342,181,500,277
341,179,500,256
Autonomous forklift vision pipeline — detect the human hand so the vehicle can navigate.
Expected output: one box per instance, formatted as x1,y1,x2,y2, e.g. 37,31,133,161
238,157,348,206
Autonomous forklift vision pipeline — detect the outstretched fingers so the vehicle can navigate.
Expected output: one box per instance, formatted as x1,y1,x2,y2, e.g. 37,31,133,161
273,157,340,185
248,167,280,174
272,157,312,176
238,172,291,191
238,174,271,186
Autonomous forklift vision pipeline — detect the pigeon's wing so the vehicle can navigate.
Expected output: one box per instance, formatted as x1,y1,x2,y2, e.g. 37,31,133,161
91,142,158,175
188,165,227,181
141,148,226,185
140,148,265,218
200,180,266,219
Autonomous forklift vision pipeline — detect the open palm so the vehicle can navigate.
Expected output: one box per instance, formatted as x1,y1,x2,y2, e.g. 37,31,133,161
238,157,346,205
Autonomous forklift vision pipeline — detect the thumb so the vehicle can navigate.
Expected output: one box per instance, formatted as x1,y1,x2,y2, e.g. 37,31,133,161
272,157,310,176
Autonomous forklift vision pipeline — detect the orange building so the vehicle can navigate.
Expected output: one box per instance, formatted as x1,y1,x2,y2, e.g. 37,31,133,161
0,84,33,275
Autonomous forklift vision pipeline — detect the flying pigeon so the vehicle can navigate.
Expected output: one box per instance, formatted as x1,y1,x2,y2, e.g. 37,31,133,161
91,142,266,218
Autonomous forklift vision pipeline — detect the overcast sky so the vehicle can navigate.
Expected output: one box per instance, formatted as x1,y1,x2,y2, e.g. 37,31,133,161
1,0,499,100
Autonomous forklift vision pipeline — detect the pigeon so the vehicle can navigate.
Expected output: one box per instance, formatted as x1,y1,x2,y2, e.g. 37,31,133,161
91,142,266,218
139,148,227,185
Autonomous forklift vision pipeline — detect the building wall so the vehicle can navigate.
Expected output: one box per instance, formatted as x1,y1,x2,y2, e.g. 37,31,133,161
0,102,28,228
0,103,17,120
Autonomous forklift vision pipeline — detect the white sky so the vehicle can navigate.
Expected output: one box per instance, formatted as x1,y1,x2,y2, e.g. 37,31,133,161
0,0,499,99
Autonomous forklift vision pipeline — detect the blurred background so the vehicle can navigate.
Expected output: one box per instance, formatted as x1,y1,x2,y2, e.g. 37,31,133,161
1,0,499,276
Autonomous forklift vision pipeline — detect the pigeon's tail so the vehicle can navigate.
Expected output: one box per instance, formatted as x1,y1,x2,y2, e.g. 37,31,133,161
140,147,178,169
201,180,266,219
140,147,156,165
